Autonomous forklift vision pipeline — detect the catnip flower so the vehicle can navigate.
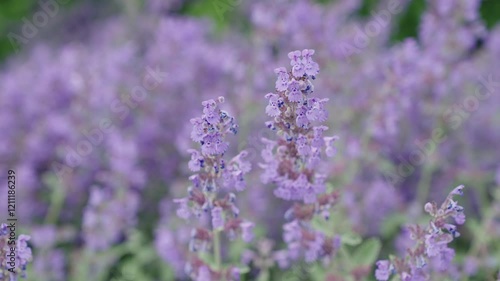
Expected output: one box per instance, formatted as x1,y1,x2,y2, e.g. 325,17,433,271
211,207,224,230
261,50,338,204
240,222,255,243
374,185,466,281
261,49,340,266
175,97,253,280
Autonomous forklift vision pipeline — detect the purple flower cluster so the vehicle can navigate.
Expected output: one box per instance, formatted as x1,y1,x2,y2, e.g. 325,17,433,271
1,0,499,279
261,50,341,266
0,224,33,280
375,185,466,280
261,50,337,203
82,185,139,251
247,0,500,242
174,97,253,280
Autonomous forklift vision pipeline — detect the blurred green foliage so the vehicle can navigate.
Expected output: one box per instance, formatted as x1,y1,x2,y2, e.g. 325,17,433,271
0,0,36,61
480,0,500,28
0,0,500,63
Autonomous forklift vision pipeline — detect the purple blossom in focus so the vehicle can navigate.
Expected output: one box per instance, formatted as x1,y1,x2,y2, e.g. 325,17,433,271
175,97,253,280
260,50,341,267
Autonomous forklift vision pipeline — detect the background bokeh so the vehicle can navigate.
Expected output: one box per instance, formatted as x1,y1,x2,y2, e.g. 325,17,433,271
0,0,499,280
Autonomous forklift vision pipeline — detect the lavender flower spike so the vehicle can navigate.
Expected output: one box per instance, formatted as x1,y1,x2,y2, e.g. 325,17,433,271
261,49,341,266
175,97,253,281
374,185,466,281
261,50,338,203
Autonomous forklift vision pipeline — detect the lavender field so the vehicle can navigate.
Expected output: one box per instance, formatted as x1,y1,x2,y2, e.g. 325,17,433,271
0,0,499,280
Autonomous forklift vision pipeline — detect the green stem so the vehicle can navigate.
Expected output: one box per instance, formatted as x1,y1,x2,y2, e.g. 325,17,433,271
74,249,91,281
213,230,222,271
256,269,270,281
44,177,66,225
417,163,434,204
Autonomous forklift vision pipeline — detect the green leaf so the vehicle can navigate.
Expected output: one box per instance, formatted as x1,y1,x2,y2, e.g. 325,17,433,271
389,275,398,281
256,269,270,281
237,265,250,274
388,254,398,263
341,232,362,246
42,172,66,224
309,263,326,281
466,219,487,244
380,213,407,238
198,251,216,268
351,238,382,267
228,239,246,261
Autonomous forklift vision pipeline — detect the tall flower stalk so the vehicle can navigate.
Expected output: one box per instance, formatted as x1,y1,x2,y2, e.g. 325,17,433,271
375,185,466,281
260,49,340,266
175,97,253,281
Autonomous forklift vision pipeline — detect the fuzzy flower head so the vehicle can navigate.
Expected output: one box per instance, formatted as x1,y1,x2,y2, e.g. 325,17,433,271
374,185,466,281
280,219,341,265
262,49,338,204
176,96,252,219
177,96,255,281
183,97,250,196
261,50,341,266
375,260,392,281
190,97,238,156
